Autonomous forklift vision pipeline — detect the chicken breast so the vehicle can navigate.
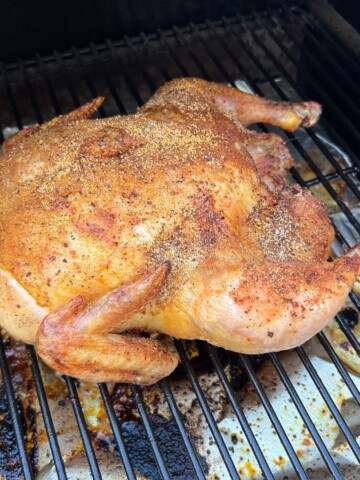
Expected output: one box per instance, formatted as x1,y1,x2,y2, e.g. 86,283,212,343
0,78,359,384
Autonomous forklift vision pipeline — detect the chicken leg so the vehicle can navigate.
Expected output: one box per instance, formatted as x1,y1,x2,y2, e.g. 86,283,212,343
235,131,294,191
179,244,360,354
143,78,322,131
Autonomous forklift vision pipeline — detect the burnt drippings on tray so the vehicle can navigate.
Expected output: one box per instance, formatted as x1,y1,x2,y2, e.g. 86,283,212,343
175,340,265,390
340,307,359,329
0,390,24,479
108,382,208,479
0,336,38,478
95,344,265,479
96,412,208,480
111,383,139,421
123,415,208,480
210,345,265,391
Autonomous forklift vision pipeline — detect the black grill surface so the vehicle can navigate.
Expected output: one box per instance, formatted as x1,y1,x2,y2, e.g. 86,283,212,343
1,6,360,480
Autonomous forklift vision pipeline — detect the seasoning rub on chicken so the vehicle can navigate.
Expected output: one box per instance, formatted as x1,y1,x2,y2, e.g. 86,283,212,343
1,78,359,384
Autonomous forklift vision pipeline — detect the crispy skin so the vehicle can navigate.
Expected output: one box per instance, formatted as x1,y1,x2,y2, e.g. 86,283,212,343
1,78,359,384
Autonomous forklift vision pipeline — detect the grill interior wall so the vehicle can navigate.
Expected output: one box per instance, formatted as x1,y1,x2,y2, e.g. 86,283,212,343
0,6,360,480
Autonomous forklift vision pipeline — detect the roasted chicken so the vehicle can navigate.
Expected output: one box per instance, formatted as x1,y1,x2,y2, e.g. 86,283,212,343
1,78,359,384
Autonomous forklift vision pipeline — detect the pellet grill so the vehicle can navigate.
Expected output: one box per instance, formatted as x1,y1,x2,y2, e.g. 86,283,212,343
1,1,360,479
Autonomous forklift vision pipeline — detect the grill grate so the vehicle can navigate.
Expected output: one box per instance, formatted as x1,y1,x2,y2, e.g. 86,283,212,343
1,6,360,479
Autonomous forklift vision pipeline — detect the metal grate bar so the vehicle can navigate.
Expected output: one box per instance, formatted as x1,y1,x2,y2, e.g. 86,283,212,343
0,334,33,480
175,341,241,479
64,376,102,480
90,42,125,109
157,30,191,78
105,40,148,111
275,10,360,126
70,47,106,118
267,11,360,151
160,379,207,480
296,345,360,458
272,5,357,84
245,13,360,200
32,56,65,119
123,35,159,94
98,383,137,480
316,333,360,406
290,168,355,254
172,26,214,80
288,140,360,232
333,225,356,251
326,232,360,353
18,60,44,124
205,345,275,479
36,54,62,116
26,346,67,480
270,352,359,469
226,17,360,231
130,384,171,480
218,14,360,181
283,8,360,106
0,63,23,130
299,8,360,76
335,313,360,357
239,354,310,479
320,117,360,166
97,43,128,115
54,50,81,108
255,10,360,158
350,291,360,311
104,75,127,114
298,70,360,153
303,167,359,187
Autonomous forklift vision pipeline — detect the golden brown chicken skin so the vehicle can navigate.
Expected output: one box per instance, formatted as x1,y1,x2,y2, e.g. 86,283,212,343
1,78,359,384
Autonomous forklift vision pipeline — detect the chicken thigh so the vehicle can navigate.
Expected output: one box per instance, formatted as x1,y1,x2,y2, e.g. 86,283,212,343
1,78,359,384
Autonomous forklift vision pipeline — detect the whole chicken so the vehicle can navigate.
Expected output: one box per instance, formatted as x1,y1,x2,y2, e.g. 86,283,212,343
1,78,359,385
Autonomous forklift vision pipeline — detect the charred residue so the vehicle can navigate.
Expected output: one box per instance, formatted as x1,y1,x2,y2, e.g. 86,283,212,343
0,337,38,478
97,411,208,479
